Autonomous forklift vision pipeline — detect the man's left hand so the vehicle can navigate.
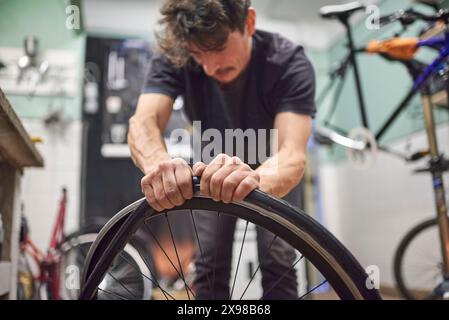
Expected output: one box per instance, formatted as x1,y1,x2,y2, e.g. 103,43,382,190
193,154,260,203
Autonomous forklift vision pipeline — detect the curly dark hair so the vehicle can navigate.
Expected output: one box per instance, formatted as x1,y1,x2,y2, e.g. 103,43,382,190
156,0,251,67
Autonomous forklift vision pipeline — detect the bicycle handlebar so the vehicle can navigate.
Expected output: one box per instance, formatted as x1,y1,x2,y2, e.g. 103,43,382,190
378,9,416,28
410,9,449,22
378,8,449,28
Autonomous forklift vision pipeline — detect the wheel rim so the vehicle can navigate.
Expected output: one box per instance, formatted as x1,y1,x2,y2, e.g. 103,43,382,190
80,191,381,300
395,219,443,300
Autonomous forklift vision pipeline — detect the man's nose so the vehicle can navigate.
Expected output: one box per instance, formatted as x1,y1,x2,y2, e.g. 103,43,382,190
202,55,221,77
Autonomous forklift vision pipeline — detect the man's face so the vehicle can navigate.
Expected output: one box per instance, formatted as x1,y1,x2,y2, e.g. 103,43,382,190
189,30,253,84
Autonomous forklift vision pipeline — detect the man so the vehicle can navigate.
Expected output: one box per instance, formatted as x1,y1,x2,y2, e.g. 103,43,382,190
128,0,315,299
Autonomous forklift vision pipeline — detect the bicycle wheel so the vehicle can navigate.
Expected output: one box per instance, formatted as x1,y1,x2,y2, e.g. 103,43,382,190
58,231,153,300
394,218,444,300
58,232,98,299
80,178,381,300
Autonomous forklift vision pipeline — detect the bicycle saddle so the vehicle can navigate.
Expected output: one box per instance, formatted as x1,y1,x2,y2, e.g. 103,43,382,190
320,2,365,20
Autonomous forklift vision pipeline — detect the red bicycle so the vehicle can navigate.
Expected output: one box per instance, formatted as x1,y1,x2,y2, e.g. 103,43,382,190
17,188,99,300
17,187,153,300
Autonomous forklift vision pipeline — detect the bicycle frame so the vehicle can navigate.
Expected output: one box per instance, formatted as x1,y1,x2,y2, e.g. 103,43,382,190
20,188,68,299
320,26,449,145
373,32,445,135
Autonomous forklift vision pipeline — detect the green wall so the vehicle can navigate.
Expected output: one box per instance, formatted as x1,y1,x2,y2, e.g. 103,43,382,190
2,0,448,135
0,0,86,120
317,0,449,162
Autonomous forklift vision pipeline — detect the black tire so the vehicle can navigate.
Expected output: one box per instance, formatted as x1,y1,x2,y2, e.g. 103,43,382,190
80,179,381,300
394,218,444,300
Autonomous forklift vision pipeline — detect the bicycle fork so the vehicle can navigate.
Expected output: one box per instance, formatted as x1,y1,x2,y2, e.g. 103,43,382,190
421,94,449,282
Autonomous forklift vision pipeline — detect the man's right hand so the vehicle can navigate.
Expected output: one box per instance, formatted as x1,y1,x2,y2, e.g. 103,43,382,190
141,158,193,212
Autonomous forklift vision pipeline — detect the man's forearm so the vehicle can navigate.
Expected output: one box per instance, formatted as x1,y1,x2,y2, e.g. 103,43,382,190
256,148,306,198
128,114,171,175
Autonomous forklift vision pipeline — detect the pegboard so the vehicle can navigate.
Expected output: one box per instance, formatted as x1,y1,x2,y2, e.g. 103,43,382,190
0,47,79,97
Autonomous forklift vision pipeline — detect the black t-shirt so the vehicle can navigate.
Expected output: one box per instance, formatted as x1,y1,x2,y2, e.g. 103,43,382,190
218,66,249,130
142,30,315,207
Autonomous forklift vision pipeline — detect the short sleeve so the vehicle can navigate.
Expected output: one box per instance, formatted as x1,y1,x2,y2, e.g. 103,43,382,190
270,49,316,117
142,54,185,99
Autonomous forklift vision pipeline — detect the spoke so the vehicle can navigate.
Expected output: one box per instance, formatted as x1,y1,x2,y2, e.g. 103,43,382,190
144,218,196,298
212,212,221,300
240,235,277,300
164,213,194,300
98,287,128,300
230,220,249,299
106,271,139,300
118,251,174,300
298,280,329,300
261,255,304,300
190,210,213,294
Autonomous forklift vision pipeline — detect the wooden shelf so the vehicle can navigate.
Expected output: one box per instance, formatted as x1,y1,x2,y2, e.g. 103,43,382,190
0,89,44,299
0,89,44,169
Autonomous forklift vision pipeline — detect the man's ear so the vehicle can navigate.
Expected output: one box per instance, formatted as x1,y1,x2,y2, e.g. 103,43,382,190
245,7,256,37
